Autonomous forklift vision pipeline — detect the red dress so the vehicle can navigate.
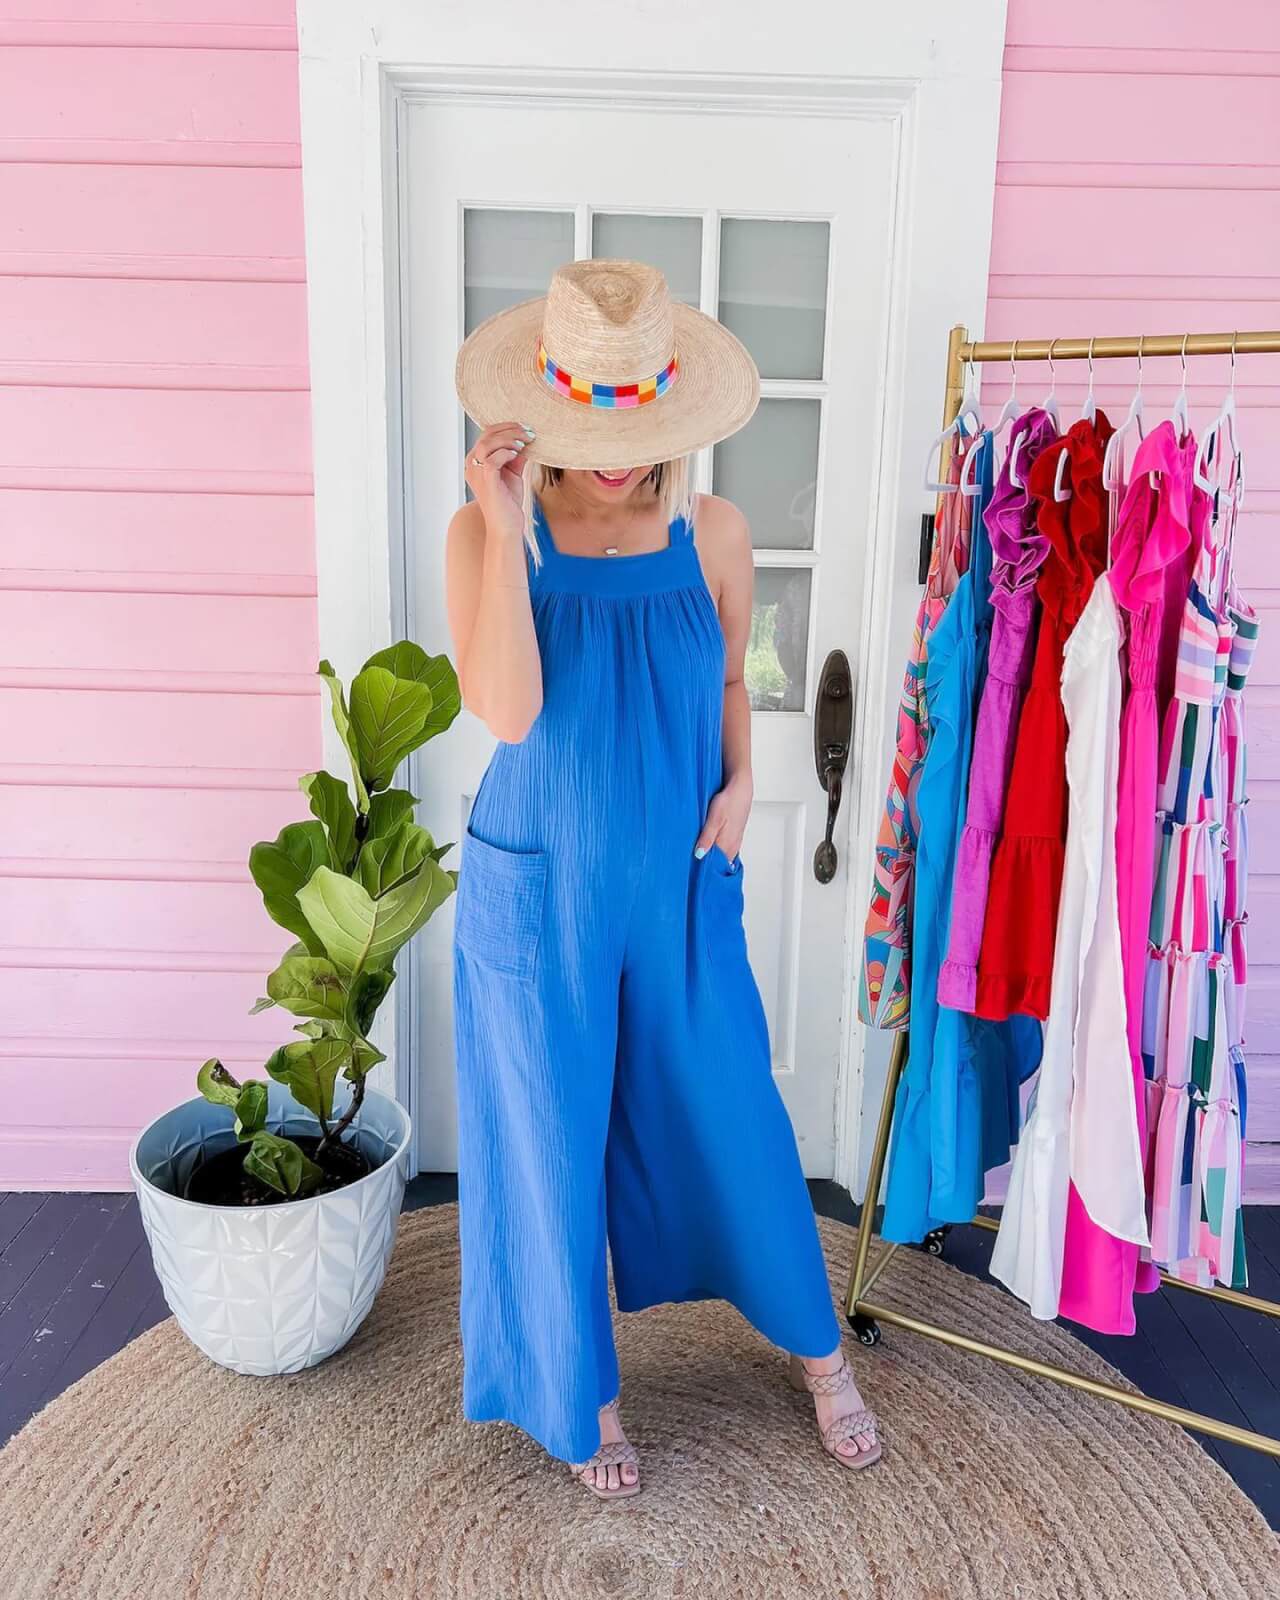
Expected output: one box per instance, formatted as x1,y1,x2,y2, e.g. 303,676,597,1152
974,413,1114,1022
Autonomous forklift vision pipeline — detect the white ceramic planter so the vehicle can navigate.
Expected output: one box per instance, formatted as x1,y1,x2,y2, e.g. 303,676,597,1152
129,1084,411,1376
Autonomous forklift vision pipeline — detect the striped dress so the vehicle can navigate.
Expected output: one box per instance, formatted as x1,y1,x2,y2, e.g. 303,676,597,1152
858,439,972,1029
1143,458,1257,1289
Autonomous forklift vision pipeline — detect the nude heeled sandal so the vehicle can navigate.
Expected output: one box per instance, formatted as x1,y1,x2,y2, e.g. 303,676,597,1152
788,1351,883,1469
568,1396,641,1501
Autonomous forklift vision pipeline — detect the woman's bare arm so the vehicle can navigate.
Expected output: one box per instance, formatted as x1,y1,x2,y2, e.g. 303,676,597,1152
693,495,755,859
444,422,544,743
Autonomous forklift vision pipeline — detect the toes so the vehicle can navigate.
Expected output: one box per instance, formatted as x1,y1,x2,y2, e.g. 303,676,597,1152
621,1462,639,1486
607,1464,621,1492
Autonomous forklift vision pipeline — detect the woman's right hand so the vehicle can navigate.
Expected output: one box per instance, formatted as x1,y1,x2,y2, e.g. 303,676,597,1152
464,422,535,542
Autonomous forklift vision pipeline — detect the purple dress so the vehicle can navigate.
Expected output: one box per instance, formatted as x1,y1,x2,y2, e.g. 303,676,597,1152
938,408,1059,1013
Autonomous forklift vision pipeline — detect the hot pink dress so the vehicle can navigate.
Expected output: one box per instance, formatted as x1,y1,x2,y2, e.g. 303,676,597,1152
1056,423,1193,1332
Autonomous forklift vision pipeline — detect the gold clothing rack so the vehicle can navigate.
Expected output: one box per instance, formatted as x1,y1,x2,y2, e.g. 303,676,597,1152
844,323,1280,1461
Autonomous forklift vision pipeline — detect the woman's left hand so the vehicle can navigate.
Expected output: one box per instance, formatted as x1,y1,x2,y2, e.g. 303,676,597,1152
694,773,753,863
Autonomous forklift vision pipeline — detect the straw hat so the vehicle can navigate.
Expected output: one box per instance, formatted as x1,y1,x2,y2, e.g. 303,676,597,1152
454,259,760,470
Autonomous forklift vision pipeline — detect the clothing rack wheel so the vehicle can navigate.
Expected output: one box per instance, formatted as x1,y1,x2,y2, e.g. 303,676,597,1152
842,324,1280,1461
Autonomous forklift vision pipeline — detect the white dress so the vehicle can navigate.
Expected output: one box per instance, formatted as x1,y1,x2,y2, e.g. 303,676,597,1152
989,578,1148,1319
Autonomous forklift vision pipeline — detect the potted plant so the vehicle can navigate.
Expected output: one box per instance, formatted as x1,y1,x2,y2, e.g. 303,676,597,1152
129,642,460,1376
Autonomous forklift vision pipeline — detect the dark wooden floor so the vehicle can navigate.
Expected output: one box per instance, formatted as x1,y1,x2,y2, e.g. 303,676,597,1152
3,1178,1278,1528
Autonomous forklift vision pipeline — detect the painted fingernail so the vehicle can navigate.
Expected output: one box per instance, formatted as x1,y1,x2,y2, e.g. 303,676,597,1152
512,438,526,449
694,846,707,859
522,423,536,437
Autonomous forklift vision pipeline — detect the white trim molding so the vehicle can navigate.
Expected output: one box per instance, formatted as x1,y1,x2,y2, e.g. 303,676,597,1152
295,3,1009,1189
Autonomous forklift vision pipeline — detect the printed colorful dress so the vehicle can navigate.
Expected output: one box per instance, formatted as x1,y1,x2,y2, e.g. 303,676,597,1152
859,435,971,1029
974,413,1115,1022
1143,449,1255,1289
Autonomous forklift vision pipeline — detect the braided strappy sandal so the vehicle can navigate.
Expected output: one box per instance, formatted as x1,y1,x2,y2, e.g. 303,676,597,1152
568,1397,641,1501
787,1351,883,1469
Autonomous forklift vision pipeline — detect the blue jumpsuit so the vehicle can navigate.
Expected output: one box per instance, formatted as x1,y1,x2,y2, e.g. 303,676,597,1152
451,491,842,1464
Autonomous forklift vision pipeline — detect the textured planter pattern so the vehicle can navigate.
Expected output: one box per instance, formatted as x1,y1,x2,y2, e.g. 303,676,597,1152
130,1087,411,1376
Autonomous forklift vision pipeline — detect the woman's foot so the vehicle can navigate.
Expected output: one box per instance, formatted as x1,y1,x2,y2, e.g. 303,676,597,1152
788,1346,882,1467
568,1396,641,1499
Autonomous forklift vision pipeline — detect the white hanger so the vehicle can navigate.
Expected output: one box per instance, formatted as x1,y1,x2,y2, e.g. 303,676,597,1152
1102,334,1147,493
1007,339,1060,492
993,340,1023,438
1040,337,1062,431
1170,332,1192,444
1194,330,1241,494
1051,339,1100,503
1079,337,1098,424
924,356,982,493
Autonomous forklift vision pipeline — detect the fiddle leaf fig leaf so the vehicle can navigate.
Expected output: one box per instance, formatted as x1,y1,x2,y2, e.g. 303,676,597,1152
363,643,461,743
197,1059,241,1109
429,839,455,863
265,955,350,1023
263,1036,351,1126
233,1080,269,1139
248,822,328,955
365,787,418,842
318,660,369,813
349,968,395,1037
349,666,434,792
347,1037,387,1081
357,821,432,898
243,1131,323,1198
300,770,358,873
297,859,454,975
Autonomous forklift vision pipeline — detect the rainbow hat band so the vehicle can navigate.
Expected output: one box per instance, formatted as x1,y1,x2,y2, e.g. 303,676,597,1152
537,337,679,408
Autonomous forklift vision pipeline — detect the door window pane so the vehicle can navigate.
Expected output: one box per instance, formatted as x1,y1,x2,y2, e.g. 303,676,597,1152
747,567,811,712
591,214,702,306
463,208,574,333
718,218,829,380
462,208,573,469
712,397,820,550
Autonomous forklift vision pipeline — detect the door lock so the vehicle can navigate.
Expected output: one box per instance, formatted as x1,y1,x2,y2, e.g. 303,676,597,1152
813,649,853,884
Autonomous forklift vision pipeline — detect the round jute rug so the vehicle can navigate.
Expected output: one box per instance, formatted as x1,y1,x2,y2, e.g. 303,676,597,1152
1,1205,1275,1600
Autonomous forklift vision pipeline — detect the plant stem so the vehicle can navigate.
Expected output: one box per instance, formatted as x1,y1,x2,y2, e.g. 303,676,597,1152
318,1071,366,1154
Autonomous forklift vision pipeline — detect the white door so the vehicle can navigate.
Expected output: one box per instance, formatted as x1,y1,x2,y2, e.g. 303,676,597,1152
402,97,895,1176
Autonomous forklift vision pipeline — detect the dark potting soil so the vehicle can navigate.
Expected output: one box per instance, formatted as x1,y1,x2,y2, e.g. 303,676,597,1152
184,1135,376,1207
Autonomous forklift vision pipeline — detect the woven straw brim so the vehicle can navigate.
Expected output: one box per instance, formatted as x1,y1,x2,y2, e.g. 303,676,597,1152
455,296,760,470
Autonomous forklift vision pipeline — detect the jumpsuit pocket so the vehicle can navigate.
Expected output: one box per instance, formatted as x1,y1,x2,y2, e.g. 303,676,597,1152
454,824,548,982
700,843,748,966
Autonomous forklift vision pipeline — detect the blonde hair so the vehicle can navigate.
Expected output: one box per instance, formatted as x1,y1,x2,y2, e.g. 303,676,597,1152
518,456,698,567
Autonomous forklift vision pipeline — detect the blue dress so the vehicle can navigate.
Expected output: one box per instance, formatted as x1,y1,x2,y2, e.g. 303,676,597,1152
882,436,1043,1243
451,491,841,1463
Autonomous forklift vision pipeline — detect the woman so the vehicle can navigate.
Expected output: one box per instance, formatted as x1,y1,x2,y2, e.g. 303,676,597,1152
446,260,880,1499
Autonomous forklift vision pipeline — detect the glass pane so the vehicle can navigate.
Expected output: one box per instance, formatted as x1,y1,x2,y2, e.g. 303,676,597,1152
712,398,819,550
747,567,811,712
591,214,702,306
718,218,830,379
463,208,574,333
462,208,573,479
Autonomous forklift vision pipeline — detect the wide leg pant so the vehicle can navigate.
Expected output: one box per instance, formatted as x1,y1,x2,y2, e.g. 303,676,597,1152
453,826,843,1464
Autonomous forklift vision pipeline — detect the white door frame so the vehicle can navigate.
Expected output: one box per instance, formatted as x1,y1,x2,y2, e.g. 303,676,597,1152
295,2,1008,1194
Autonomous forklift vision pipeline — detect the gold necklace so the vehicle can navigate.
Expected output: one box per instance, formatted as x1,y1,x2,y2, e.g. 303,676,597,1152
556,479,655,556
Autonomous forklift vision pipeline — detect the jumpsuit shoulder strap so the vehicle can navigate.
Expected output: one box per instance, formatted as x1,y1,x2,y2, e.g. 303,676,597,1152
669,495,697,546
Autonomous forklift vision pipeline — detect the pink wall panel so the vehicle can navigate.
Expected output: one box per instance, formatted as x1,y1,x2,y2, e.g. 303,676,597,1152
990,2,1280,1196
0,489,316,577
0,10,318,1188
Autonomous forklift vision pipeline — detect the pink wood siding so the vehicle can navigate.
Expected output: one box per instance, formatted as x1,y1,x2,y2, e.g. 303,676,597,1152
988,2,1280,1198
0,1,318,1188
